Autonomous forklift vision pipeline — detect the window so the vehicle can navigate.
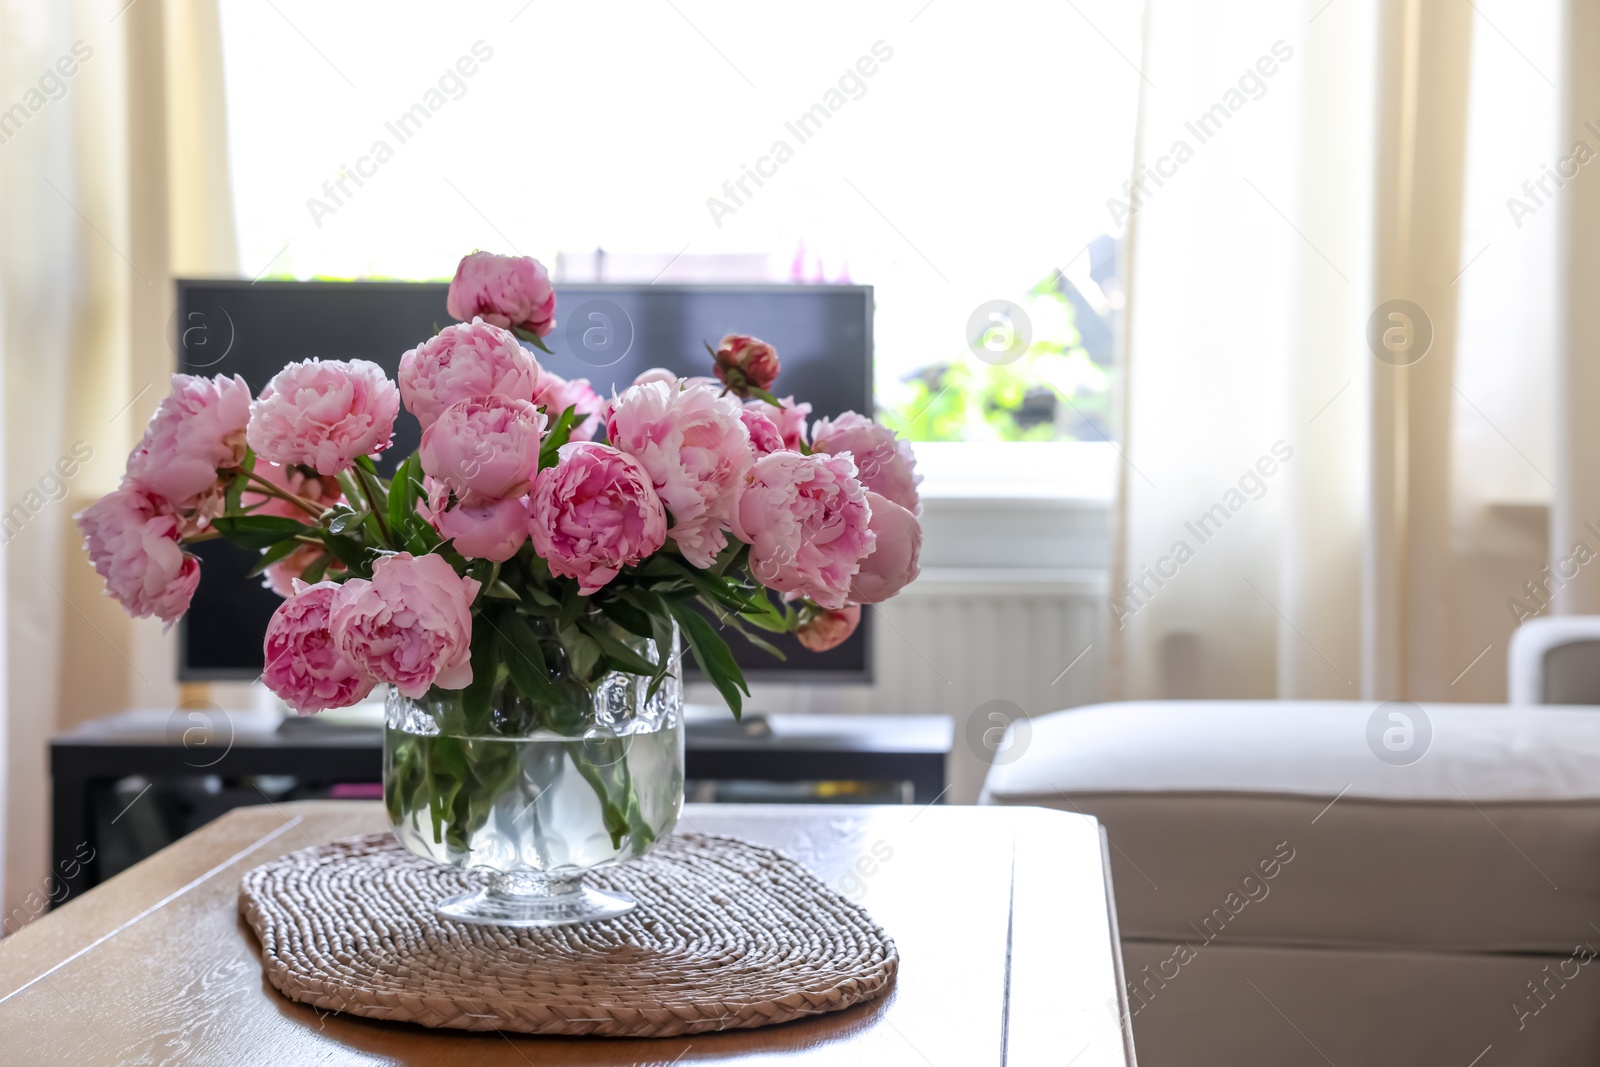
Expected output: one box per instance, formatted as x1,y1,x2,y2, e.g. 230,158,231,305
219,0,1143,458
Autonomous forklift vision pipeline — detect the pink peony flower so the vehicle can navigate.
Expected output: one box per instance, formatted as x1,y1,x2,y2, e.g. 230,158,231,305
246,359,399,475
731,450,875,610
532,368,604,441
262,581,375,714
811,411,922,515
631,368,680,389
124,373,251,512
605,379,753,568
849,492,922,603
74,486,201,626
418,395,545,501
329,553,481,698
447,252,556,337
740,404,786,455
797,603,862,652
262,543,345,598
713,334,780,394
596,369,678,428
397,318,538,430
528,442,667,594
418,477,530,562
758,396,812,452
243,462,343,521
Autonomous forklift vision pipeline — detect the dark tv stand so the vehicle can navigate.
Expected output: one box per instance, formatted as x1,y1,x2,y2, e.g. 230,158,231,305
49,707,951,905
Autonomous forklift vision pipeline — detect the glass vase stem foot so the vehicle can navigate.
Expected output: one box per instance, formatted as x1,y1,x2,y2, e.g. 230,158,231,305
435,870,637,927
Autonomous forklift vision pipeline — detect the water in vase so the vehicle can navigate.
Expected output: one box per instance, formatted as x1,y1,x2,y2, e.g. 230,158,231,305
385,696,684,877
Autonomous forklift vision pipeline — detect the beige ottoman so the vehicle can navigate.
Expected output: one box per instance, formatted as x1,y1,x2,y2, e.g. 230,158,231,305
980,700,1600,1066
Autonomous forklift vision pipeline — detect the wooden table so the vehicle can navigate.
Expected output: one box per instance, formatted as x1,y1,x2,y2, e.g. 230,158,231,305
0,802,1136,1066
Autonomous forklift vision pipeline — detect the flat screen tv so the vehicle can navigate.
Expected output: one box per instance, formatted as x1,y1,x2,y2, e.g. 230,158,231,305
174,279,875,686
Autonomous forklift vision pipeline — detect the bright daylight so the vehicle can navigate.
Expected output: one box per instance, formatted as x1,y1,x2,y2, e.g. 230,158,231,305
0,0,1592,1064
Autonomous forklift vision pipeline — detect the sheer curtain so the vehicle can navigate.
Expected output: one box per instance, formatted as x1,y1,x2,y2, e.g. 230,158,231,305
1110,0,1379,700
1109,0,1558,704
0,0,234,920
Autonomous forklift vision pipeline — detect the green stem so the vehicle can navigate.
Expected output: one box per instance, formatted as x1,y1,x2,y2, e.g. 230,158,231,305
241,470,325,518
565,741,632,850
616,752,656,848
351,464,395,547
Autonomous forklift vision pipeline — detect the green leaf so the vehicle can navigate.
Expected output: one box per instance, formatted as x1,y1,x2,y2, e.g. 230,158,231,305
645,611,678,700
467,558,497,600
433,541,470,573
747,386,780,406
299,552,333,584
327,508,368,535
520,583,559,608
402,509,440,555
716,611,788,660
460,626,500,733
619,586,671,617
335,471,365,512
656,556,751,613
223,450,258,514
246,537,308,578
492,609,561,706
513,325,554,354
224,473,249,514
386,454,417,534
738,588,792,633
596,597,654,638
385,736,415,823
538,406,579,470
635,556,690,581
617,588,680,700
558,582,586,631
211,515,310,551
565,742,630,849
559,625,602,680
318,531,371,573
710,538,748,578
485,580,521,601
577,617,658,676
665,597,750,718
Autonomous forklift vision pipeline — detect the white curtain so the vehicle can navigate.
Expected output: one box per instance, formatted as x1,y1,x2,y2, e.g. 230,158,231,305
1111,0,1374,700
0,0,234,920
1110,0,1559,704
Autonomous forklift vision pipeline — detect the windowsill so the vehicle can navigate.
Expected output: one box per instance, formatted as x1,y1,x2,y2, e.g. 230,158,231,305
904,566,1107,595
913,441,1117,505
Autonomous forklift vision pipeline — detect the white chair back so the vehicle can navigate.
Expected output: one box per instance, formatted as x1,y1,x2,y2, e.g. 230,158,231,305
1507,615,1600,704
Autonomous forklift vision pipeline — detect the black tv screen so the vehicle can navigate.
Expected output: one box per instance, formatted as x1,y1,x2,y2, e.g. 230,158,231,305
174,280,875,686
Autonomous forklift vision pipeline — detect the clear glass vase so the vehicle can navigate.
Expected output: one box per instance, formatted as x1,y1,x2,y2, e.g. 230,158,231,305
383,620,683,927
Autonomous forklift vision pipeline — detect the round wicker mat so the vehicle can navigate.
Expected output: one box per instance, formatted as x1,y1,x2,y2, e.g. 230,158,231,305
239,832,897,1037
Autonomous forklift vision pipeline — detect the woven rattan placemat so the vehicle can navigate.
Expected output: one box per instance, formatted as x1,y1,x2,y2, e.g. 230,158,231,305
239,832,898,1037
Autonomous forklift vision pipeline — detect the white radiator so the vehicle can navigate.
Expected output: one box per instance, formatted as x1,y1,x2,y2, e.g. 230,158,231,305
698,571,1108,804
872,569,1107,802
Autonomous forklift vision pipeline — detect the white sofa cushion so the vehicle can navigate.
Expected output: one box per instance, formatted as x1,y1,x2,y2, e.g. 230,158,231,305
980,700,1600,802
981,701,1600,953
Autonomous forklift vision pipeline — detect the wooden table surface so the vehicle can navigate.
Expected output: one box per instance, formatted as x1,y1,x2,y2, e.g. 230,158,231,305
0,802,1135,1066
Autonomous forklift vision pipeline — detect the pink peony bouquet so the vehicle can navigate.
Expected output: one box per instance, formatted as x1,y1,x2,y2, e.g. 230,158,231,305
76,250,923,720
